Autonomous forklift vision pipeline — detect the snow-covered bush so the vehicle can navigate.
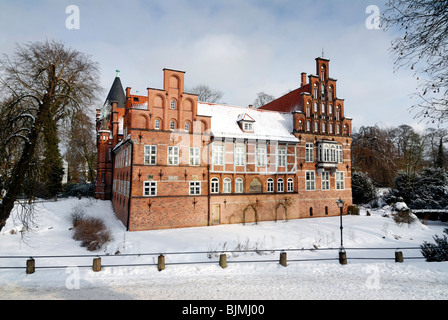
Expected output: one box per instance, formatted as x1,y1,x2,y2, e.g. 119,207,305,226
421,228,448,262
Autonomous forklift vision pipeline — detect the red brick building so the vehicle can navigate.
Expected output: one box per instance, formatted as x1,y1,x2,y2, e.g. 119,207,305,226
95,57,353,231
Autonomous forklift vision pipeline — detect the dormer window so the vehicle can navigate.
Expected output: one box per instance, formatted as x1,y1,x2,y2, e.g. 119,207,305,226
237,113,255,132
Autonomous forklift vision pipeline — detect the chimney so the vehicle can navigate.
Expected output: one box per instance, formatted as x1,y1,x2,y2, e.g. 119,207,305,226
301,72,307,87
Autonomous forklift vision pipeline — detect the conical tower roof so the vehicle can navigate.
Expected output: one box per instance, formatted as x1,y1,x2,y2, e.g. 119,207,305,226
104,74,126,108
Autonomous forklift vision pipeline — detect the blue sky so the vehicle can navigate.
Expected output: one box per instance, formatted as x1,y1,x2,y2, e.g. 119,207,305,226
0,0,430,131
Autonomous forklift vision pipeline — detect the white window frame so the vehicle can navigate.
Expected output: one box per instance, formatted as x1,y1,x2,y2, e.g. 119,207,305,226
267,178,274,193
189,147,200,166
336,172,345,190
143,181,157,197
185,122,190,132
337,145,343,163
144,145,157,165
170,100,176,109
154,119,161,130
169,120,175,131
235,178,243,193
223,178,231,193
277,178,284,192
212,145,224,165
243,122,253,131
305,143,314,162
287,178,294,192
278,148,286,167
305,171,315,191
168,146,179,165
211,178,219,193
322,171,330,190
256,145,267,166
189,181,201,195
235,146,245,166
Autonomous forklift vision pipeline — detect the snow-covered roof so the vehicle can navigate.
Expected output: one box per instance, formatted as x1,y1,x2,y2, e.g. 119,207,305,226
197,102,299,143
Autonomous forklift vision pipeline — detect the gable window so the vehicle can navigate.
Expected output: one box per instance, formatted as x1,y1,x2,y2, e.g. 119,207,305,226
189,181,201,195
211,178,219,193
223,178,231,193
168,146,179,165
143,181,157,197
243,122,253,131
189,147,200,166
144,145,157,165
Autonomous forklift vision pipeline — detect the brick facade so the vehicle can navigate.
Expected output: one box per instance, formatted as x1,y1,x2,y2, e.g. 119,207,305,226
95,57,353,231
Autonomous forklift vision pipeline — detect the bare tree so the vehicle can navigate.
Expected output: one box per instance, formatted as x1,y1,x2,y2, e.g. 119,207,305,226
253,91,275,109
0,40,101,231
382,0,448,123
188,84,223,103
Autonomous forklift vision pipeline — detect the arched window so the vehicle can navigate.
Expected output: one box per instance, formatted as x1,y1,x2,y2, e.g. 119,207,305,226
184,121,190,132
277,178,284,192
329,123,333,134
170,120,175,131
287,178,294,192
235,178,243,193
313,83,318,99
298,120,303,131
306,121,311,132
223,178,231,193
306,102,311,117
321,122,326,133
320,65,326,81
154,119,161,130
314,121,318,132
267,178,274,192
170,100,176,109
211,178,219,193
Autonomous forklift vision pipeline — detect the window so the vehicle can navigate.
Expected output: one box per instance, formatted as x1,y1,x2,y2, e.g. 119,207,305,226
321,103,326,114
318,143,337,162
189,181,201,195
314,102,318,113
154,119,161,130
287,178,294,192
212,145,224,165
243,122,253,131
168,146,179,165
170,100,176,109
170,120,175,131
144,145,157,165
337,145,343,163
306,121,311,132
267,178,274,192
256,146,267,166
329,123,333,134
336,172,345,190
314,122,318,132
277,178,284,192
306,103,311,117
306,171,315,190
322,171,330,190
143,181,157,197
278,148,286,167
235,178,243,193
189,147,200,166
235,146,245,166
314,84,318,99
322,122,326,133
305,143,314,162
223,178,231,193
211,178,219,193
185,122,190,132
336,124,340,135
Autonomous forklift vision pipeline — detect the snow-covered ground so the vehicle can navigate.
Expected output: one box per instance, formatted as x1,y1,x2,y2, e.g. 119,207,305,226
0,197,447,300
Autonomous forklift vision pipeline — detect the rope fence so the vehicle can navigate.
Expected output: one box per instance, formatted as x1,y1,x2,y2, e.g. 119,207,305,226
0,246,427,274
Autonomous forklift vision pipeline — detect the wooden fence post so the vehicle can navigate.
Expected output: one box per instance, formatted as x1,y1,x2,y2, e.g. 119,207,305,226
279,252,287,267
219,253,227,268
158,254,165,271
92,257,101,272
26,258,35,274
395,251,404,263
339,251,347,265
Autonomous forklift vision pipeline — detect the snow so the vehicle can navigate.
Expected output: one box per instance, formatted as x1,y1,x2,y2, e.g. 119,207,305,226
197,102,299,142
0,198,447,300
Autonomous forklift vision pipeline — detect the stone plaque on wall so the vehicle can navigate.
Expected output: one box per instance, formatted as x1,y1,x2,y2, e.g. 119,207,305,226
249,177,262,193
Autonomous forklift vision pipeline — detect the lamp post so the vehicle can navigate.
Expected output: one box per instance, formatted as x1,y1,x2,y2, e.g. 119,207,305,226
336,198,346,264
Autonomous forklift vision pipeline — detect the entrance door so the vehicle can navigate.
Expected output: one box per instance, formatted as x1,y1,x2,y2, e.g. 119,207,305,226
211,204,221,225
